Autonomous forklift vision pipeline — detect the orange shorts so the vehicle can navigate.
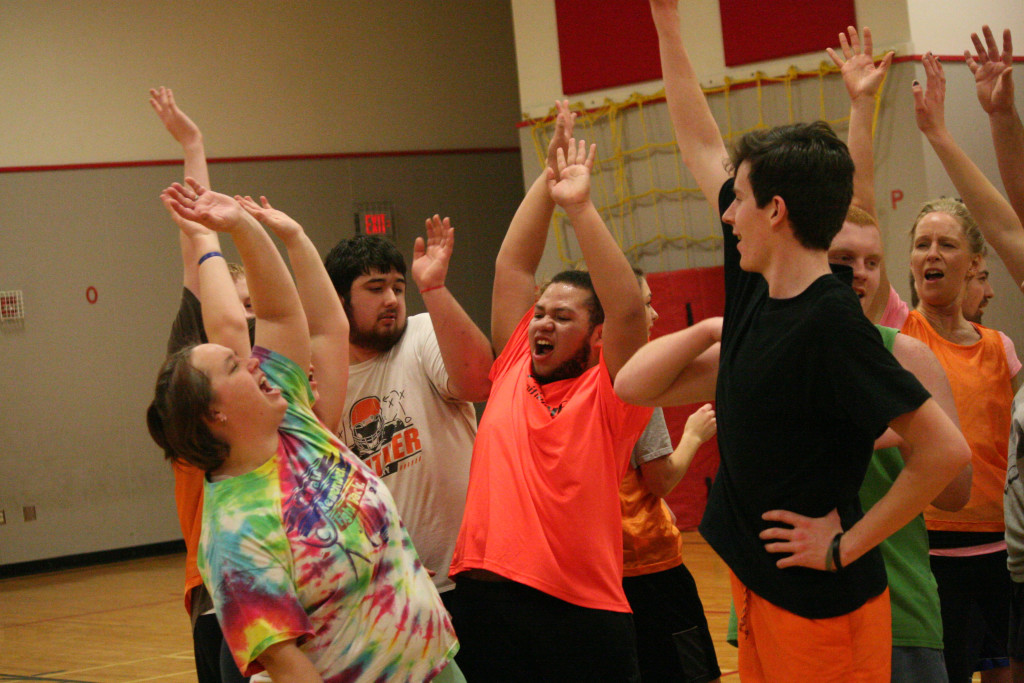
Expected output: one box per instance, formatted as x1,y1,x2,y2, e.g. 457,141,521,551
730,572,891,683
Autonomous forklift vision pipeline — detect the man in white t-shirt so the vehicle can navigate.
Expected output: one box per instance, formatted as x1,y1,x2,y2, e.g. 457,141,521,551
324,217,492,604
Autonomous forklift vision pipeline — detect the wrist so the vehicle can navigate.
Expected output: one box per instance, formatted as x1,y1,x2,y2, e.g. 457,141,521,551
560,198,594,218
419,284,446,295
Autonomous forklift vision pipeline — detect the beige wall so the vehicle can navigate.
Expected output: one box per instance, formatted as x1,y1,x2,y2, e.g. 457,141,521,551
0,0,520,166
0,1,522,566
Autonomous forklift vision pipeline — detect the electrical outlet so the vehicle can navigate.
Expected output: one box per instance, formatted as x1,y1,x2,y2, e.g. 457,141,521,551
23,505,36,522
0,509,5,525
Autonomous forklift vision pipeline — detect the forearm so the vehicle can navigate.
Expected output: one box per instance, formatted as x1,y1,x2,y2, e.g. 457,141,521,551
990,107,1024,225
562,200,647,375
492,172,554,350
193,233,248,355
848,96,878,218
650,1,730,206
423,287,493,402
641,433,702,497
614,319,720,405
841,399,969,566
231,214,304,325
181,138,210,189
281,231,347,343
258,641,323,683
926,126,1024,281
495,172,554,281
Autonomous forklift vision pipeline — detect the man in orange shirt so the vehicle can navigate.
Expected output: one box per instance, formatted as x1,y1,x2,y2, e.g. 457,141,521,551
448,104,651,681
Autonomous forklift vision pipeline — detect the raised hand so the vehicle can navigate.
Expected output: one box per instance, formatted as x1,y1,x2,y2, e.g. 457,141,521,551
760,508,843,571
827,26,894,102
162,178,249,233
412,214,454,291
149,87,202,148
967,26,1015,115
237,195,304,242
161,193,214,241
547,138,597,210
546,99,577,179
913,52,947,137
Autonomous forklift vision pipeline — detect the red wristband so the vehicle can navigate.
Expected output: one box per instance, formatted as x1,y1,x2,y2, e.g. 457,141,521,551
419,284,445,294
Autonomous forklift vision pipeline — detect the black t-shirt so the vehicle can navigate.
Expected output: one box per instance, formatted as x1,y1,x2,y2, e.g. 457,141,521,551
698,179,931,618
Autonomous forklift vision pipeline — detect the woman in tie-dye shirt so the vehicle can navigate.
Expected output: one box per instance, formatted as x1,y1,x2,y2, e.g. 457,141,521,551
147,180,459,682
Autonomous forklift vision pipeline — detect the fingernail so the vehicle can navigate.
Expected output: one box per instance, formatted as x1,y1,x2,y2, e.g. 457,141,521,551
913,80,920,86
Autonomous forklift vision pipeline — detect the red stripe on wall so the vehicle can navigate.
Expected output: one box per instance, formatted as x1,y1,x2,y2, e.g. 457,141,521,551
0,146,521,175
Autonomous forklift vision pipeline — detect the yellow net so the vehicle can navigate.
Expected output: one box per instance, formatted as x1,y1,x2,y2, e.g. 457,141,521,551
527,60,890,272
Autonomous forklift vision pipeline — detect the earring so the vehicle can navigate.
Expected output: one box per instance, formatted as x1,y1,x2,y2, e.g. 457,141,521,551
217,414,227,423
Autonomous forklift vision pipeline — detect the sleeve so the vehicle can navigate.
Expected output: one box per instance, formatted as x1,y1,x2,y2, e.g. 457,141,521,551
166,287,207,355
203,496,314,676
411,314,458,401
630,407,674,468
823,293,931,437
489,308,533,382
999,331,1022,378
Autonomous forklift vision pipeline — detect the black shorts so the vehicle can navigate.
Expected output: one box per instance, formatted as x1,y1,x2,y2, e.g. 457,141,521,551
930,550,1012,682
623,562,721,683
1009,581,1024,661
449,576,640,683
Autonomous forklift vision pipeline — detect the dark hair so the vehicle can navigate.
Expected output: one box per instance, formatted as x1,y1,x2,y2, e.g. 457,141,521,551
147,347,229,472
540,269,604,328
324,235,406,302
731,121,854,250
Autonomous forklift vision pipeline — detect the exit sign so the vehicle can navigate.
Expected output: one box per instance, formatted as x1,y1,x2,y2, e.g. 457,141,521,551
354,202,395,240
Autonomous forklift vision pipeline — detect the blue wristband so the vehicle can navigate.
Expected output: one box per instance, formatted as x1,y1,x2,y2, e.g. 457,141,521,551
198,251,223,267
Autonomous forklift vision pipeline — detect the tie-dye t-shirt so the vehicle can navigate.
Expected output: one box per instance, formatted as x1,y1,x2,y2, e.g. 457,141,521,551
198,347,457,682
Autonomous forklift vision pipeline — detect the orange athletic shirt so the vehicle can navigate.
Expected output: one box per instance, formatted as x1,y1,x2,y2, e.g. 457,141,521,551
902,310,1013,532
450,310,652,612
619,465,684,577
173,461,206,614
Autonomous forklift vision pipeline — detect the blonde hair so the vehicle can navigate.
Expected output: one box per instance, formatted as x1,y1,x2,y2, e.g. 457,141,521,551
845,205,877,228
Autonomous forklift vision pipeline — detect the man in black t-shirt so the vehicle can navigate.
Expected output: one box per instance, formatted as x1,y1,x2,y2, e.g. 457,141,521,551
614,3,973,679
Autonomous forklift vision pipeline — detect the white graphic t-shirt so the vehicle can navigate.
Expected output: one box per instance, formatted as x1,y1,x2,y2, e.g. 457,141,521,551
341,313,477,592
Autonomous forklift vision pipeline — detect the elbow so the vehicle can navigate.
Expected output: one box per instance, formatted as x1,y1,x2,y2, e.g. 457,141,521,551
614,371,645,406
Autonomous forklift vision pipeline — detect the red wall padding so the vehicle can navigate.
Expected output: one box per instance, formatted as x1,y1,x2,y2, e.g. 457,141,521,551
554,0,662,95
719,0,856,67
646,266,725,530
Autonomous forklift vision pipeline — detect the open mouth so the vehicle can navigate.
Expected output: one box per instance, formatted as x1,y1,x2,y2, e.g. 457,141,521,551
258,374,278,396
924,269,944,281
852,287,865,299
533,340,554,358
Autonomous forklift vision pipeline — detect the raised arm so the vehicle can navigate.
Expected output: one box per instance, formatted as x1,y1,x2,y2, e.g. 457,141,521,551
547,140,647,379
164,179,310,370
492,99,575,353
968,26,1024,285
650,0,730,208
411,215,492,402
238,195,347,431
614,316,721,406
640,403,717,498
828,27,894,322
150,87,212,294
829,27,893,220
161,194,249,358
915,51,1024,288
